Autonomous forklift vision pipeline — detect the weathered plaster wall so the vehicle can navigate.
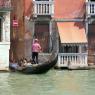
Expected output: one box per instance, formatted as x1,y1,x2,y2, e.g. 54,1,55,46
54,0,85,19
10,0,25,61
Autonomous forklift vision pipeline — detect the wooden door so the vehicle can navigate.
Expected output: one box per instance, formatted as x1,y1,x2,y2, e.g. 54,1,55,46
35,22,49,52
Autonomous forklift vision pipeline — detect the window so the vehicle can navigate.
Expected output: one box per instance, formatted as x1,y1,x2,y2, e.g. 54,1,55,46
0,18,1,41
64,46,78,53
60,45,79,53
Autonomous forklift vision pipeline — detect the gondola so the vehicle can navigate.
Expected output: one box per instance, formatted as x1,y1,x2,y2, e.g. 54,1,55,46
17,30,59,74
18,52,58,74
10,30,59,74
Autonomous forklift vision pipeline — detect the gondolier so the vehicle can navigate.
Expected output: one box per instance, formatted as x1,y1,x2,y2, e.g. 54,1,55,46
32,38,42,64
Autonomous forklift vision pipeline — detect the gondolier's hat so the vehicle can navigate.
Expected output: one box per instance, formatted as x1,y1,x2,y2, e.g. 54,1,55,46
34,38,38,42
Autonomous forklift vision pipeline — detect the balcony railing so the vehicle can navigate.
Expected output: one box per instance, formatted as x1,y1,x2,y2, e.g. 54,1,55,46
33,1,54,17
57,53,88,68
0,0,11,11
87,2,95,16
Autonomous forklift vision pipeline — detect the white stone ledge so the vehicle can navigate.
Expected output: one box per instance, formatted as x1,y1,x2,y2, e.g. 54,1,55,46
0,42,10,49
0,42,10,45
0,67,9,72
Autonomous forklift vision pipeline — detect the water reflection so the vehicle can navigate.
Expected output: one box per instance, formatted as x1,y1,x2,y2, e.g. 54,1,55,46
0,70,95,95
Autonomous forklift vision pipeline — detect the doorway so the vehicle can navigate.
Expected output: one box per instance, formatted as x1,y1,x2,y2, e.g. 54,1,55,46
35,21,49,53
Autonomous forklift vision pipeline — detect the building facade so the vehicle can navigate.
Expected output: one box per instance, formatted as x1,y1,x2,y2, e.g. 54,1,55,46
23,0,88,68
2,0,94,70
0,0,11,70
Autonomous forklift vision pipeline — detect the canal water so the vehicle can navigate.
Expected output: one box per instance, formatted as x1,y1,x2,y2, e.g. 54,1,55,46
0,70,95,95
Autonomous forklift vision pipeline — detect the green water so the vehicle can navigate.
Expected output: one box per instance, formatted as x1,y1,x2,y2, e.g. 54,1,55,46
0,70,95,95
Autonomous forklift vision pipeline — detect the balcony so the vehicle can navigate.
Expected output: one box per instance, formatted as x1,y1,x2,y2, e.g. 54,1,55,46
33,1,54,17
56,53,88,68
87,2,95,16
0,0,11,11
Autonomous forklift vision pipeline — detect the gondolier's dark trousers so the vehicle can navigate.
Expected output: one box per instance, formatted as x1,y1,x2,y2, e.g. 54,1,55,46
32,52,38,64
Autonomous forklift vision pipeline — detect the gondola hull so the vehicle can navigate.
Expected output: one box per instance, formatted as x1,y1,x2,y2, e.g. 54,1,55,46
18,53,58,74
